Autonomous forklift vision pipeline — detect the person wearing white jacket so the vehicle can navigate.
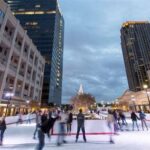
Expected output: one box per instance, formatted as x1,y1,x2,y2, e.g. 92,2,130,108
57,110,68,146
107,109,115,144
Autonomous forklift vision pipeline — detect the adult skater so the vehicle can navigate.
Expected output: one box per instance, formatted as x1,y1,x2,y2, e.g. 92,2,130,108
0,117,6,145
67,110,73,135
76,109,86,143
107,109,115,144
131,111,139,131
57,110,68,146
139,111,148,130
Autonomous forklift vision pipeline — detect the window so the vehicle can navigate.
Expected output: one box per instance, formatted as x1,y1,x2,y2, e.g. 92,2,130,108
4,50,7,56
0,46,2,53
21,63,24,69
5,26,8,32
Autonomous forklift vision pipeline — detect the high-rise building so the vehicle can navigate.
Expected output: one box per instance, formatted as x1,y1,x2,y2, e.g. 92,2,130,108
121,21,150,91
4,0,64,105
0,0,45,116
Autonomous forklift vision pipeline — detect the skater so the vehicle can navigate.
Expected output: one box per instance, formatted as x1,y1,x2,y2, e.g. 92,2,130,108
0,117,6,145
113,110,119,132
33,110,41,139
36,111,49,150
119,111,127,131
131,111,139,131
17,112,23,124
26,112,31,124
47,109,58,138
139,111,148,130
67,110,73,135
76,109,86,143
57,110,68,146
107,109,115,144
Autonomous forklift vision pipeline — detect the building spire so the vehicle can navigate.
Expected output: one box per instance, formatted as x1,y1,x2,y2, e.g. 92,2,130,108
78,84,84,95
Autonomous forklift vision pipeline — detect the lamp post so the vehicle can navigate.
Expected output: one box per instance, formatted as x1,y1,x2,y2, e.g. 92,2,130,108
143,84,150,111
26,100,30,113
5,92,14,116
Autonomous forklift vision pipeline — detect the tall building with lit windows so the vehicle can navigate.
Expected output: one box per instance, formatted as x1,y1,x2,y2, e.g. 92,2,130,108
121,21,150,91
0,0,45,116
4,0,64,105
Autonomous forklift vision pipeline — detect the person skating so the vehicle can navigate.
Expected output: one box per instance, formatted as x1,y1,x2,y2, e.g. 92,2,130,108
26,112,31,124
131,111,139,131
16,112,23,125
67,110,73,135
36,111,50,150
33,110,41,139
47,109,58,139
57,110,68,146
76,109,86,143
113,110,119,132
0,117,6,146
119,111,128,131
139,111,148,130
107,109,115,144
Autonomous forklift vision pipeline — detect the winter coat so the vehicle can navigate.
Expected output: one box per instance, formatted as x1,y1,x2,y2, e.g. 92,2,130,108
107,114,114,123
131,112,139,121
67,113,73,124
77,113,85,127
0,120,6,131
139,112,146,120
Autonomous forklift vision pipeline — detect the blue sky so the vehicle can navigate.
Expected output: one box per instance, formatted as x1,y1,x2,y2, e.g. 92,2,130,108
59,0,150,103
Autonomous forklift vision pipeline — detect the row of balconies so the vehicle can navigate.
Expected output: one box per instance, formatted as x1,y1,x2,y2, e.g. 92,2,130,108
0,43,44,78
3,79,41,100
2,22,43,68
0,49,43,84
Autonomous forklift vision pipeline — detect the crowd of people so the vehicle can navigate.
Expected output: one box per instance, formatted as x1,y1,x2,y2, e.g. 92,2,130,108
0,108,149,149
33,108,86,150
109,109,149,133
106,109,149,144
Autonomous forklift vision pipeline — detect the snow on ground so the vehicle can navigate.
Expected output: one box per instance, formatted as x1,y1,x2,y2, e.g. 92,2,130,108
1,119,150,150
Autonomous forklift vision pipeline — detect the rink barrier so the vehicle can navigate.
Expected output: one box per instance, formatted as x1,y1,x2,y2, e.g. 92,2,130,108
7,118,36,125
1,114,36,125
4,116,121,135
51,120,116,135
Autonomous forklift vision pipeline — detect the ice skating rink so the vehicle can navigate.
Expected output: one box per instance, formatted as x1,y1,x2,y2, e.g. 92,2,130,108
1,119,150,150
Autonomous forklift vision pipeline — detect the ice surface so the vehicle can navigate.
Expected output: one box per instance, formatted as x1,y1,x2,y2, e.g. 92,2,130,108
1,119,150,150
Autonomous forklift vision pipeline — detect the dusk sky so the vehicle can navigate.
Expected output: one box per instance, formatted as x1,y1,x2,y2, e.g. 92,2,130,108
59,0,150,103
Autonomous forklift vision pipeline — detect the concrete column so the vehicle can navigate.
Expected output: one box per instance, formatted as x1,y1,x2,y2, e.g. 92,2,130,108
12,31,27,95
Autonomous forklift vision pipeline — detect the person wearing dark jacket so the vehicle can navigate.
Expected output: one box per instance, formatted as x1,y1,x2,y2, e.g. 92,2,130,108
131,111,139,131
47,110,58,138
36,111,49,150
76,109,86,142
67,111,73,135
139,111,148,130
0,117,6,145
33,110,41,139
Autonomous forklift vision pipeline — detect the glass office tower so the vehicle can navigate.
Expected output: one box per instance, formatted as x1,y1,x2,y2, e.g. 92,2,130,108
121,21,150,91
5,0,64,105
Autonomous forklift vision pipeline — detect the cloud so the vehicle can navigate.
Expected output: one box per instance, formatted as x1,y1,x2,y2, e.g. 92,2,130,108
59,0,150,103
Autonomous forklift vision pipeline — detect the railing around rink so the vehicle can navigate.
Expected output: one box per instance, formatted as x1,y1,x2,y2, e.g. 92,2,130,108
51,119,117,135
1,114,36,125
2,114,119,135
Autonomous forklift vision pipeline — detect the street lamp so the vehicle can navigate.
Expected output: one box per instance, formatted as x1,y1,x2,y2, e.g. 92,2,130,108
5,92,14,116
26,100,30,113
143,84,150,110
